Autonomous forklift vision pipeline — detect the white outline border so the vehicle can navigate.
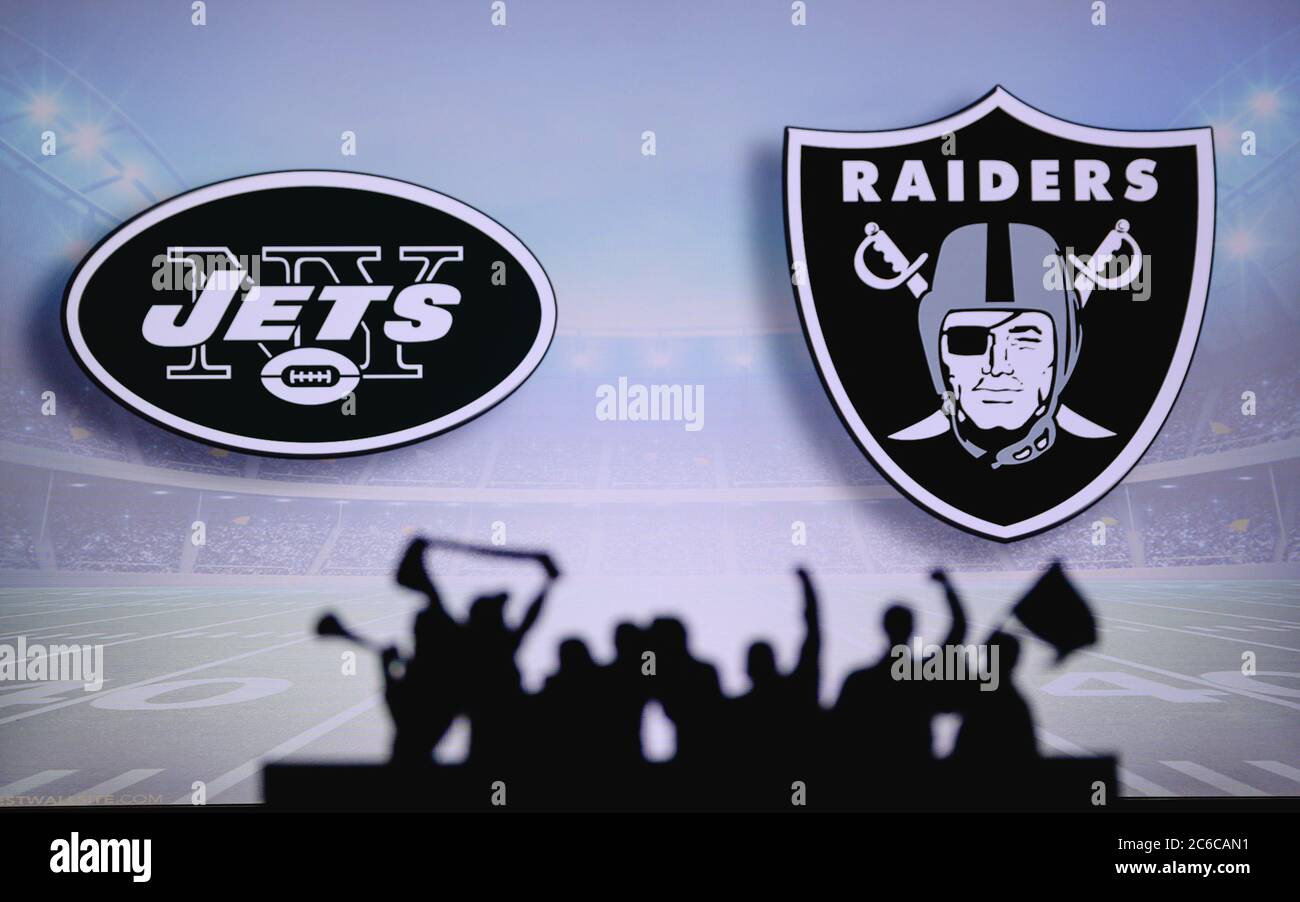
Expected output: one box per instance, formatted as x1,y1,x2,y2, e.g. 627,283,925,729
64,171,557,457
786,87,1215,541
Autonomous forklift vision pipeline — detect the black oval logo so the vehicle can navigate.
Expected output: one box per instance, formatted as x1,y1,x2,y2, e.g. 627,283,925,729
63,171,556,456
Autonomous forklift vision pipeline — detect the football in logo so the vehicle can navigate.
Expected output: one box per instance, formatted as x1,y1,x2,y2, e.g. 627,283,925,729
63,171,557,456
785,87,1214,540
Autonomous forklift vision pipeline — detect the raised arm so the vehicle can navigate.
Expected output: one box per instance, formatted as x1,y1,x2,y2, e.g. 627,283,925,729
932,569,967,648
396,537,452,626
792,567,821,700
512,552,560,648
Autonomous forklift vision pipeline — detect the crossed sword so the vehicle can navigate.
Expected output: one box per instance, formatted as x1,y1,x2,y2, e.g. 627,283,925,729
854,220,1143,442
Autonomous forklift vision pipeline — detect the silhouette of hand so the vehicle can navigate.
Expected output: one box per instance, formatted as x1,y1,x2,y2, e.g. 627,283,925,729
316,612,347,639
536,553,560,580
397,538,431,591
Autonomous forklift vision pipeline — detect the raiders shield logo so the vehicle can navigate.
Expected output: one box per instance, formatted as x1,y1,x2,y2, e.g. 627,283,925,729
785,87,1214,541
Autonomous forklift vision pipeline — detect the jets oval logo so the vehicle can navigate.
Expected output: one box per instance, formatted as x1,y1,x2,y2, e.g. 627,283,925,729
63,171,557,456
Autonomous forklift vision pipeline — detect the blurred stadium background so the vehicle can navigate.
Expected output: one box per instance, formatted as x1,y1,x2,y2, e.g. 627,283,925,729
0,8,1297,804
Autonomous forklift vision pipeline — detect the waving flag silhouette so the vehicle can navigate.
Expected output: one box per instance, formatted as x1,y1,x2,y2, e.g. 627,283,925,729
1012,562,1097,662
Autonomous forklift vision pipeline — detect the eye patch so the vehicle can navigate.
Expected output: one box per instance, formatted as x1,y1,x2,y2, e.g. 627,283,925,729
944,325,991,356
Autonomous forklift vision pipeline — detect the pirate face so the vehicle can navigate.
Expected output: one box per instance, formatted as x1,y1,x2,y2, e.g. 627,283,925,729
940,310,1056,432
900,222,1086,465
787,87,1210,538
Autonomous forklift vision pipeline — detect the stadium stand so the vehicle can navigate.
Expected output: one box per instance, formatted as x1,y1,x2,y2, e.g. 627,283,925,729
0,483,40,570
48,486,188,573
366,438,490,487
0,374,129,461
193,498,336,575
1193,364,1300,455
728,502,868,573
133,426,245,475
322,503,472,576
486,438,603,490
608,436,718,490
854,501,1007,573
1136,476,1279,567
0,457,1292,576
1006,503,1132,570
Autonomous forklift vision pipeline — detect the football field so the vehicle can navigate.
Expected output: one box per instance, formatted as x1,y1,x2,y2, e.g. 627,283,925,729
0,576,1297,805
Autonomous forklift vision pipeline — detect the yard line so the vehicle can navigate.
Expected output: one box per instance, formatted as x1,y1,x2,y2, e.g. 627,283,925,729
75,768,165,799
0,590,219,619
1083,651,1300,712
0,589,212,604
1246,760,1300,786
0,600,233,631
1095,598,1300,626
905,596,1300,711
13,588,393,656
179,693,383,804
1193,598,1300,610
1116,582,1300,609
0,770,77,796
0,589,148,607
1160,761,1266,796
0,607,403,726
1036,729,1173,796
1099,616,1300,653
0,604,111,618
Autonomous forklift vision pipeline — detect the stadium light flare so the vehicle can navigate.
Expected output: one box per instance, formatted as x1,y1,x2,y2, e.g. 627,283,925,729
1248,89,1280,117
119,162,145,185
69,122,105,157
26,93,59,123
1226,227,1258,259
1210,121,1239,149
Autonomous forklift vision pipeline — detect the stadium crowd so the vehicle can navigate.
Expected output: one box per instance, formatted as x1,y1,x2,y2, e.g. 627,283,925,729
2,354,1293,490
0,470,1289,576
